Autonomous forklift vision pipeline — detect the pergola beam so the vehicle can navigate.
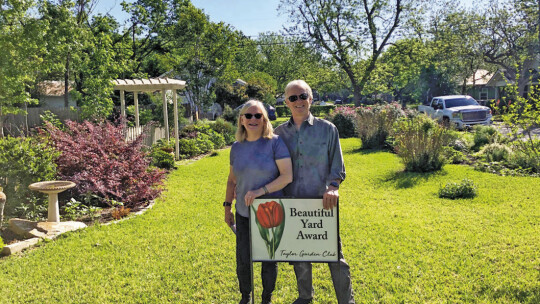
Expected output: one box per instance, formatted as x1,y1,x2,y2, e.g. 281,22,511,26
112,78,186,160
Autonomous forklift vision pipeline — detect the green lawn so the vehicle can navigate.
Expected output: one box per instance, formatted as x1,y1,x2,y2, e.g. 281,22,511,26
1,138,539,303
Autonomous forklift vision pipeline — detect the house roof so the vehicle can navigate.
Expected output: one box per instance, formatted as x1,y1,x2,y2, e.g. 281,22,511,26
37,81,72,96
466,69,493,86
113,77,186,92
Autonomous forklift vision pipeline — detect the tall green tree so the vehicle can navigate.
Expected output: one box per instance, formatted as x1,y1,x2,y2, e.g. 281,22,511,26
0,0,43,137
480,0,540,97
75,15,127,120
38,0,84,108
279,0,413,105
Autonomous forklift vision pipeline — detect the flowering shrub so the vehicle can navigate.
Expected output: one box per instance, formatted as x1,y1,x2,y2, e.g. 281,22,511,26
45,120,166,209
327,106,357,138
392,114,453,172
0,136,59,220
355,103,406,149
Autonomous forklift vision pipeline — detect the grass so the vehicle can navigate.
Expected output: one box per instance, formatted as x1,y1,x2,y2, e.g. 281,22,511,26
1,138,539,303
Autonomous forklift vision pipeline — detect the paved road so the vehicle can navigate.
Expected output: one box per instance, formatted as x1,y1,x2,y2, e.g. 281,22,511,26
493,121,540,139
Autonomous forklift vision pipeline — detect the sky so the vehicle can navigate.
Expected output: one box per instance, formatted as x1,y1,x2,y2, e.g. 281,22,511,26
92,0,290,38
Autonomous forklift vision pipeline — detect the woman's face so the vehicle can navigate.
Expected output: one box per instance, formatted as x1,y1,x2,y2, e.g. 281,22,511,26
241,105,265,136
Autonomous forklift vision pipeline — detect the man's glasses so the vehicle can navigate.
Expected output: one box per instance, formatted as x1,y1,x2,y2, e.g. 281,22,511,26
288,93,309,102
243,113,263,119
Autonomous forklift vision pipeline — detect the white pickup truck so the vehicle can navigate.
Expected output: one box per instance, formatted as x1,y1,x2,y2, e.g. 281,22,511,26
418,95,492,130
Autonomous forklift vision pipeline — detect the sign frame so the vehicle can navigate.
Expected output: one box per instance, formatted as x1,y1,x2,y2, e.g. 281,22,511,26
249,196,340,263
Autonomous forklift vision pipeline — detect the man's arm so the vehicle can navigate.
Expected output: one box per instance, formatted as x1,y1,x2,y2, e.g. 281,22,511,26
323,124,346,210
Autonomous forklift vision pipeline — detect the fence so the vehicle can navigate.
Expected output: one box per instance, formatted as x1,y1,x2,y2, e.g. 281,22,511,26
125,125,168,146
2,107,80,136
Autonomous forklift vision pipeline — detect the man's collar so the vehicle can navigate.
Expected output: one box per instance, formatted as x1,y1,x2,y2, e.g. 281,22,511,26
287,113,314,127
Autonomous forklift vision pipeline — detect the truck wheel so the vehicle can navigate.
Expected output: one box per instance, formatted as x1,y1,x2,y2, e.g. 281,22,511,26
442,117,450,128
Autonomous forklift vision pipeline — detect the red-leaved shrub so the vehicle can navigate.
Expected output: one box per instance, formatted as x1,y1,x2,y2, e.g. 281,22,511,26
45,120,166,208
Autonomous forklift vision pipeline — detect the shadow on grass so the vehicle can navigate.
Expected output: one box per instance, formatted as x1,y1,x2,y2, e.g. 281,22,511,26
384,169,447,189
346,146,391,155
482,280,540,304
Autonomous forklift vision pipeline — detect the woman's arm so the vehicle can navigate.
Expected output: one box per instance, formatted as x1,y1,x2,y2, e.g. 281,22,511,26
244,157,293,206
224,165,236,226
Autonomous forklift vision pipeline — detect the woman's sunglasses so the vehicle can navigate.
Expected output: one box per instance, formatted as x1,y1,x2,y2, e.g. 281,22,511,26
243,113,263,119
288,93,309,102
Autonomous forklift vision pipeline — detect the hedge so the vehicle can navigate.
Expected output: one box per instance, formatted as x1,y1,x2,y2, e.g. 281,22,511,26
276,105,336,117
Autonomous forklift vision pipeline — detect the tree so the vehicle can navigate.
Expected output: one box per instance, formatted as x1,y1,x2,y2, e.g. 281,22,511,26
279,0,411,104
75,15,127,120
38,0,84,108
480,0,540,97
0,0,43,137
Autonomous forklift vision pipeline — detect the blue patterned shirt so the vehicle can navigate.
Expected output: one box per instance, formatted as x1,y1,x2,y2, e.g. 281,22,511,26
275,114,346,197
230,135,290,217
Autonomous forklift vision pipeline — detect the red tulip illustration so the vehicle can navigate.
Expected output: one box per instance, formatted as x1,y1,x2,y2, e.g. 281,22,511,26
252,199,286,259
256,200,284,228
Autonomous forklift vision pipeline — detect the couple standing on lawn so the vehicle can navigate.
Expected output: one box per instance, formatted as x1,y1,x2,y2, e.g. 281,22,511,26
224,80,355,304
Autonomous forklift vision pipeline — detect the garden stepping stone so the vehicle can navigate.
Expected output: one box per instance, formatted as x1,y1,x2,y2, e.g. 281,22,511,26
8,218,86,240
1,238,41,256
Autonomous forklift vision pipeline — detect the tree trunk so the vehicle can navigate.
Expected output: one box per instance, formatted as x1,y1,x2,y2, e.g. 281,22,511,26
64,53,70,107
0,106,4,138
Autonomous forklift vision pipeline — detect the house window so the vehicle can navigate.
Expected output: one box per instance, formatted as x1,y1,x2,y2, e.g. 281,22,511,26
480,88,488,100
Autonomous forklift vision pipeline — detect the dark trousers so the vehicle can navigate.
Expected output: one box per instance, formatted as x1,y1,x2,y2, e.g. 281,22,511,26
292,237,355,303
236,213,278,301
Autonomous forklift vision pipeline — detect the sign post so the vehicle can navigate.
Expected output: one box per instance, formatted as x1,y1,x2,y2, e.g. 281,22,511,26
249,198,339,262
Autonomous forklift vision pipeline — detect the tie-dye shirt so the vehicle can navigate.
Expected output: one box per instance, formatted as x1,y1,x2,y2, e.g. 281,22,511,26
230,135,290,217
275,114,346,197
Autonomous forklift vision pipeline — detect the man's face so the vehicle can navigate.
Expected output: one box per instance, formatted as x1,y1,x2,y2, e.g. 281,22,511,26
285,84,312,117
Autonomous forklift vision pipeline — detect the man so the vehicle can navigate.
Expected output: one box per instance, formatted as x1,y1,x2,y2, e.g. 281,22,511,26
275,80,355,304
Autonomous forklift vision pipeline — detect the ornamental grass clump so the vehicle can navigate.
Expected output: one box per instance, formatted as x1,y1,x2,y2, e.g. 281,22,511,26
477,143,513,163
45,120,166,209
355,103,405,149
438,179,478,199
392,114,453,172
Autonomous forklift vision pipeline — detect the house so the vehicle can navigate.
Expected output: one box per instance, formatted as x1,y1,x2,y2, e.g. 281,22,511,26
466,69,497,104
36,81,76,108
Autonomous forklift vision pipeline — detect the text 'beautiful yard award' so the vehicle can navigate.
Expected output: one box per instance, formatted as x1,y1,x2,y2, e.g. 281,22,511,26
250,198,338,262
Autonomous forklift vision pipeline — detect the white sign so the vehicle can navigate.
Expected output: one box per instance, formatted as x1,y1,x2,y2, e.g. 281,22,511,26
250,198,339,262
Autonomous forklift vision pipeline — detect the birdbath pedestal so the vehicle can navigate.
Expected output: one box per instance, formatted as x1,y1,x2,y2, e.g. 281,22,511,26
28,181,76,223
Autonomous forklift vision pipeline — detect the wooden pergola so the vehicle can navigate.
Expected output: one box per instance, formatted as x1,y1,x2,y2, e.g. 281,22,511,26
113,78,186,160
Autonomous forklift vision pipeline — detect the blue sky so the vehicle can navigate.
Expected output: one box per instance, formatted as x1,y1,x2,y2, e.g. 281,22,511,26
92,0,289,37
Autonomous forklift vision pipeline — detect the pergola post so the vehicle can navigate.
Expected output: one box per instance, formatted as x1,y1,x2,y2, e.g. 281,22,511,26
112,78,186,146
162,90,170,142
120,90,125,120
173,90,180,160
134,91,139,129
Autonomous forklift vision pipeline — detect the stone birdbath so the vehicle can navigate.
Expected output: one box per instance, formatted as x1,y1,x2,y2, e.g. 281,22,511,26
28,181,76,223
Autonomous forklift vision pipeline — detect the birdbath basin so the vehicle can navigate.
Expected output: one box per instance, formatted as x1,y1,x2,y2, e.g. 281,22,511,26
28,181,76,223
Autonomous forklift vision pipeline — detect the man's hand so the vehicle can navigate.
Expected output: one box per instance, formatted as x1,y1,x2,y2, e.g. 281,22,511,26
323,186,339,210
224,207,234,227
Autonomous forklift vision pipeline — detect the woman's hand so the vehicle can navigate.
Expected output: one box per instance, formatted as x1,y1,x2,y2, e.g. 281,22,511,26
224,207,234,227
244,188,265,206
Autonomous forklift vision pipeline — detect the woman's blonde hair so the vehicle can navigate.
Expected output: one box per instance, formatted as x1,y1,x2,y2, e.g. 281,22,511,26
235,99,274,142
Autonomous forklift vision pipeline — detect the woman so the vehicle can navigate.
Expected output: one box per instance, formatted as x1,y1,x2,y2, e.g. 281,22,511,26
224,100,293,304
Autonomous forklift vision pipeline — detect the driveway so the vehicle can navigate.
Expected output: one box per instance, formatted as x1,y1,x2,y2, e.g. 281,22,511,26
493,121,540,139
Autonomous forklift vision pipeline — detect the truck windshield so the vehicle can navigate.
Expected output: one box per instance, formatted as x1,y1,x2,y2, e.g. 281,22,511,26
445,98,479,108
